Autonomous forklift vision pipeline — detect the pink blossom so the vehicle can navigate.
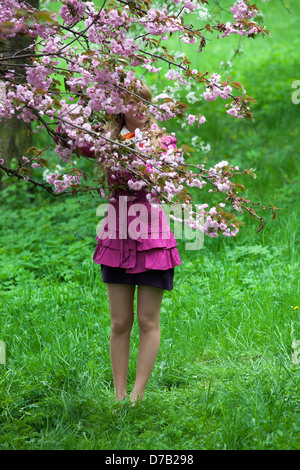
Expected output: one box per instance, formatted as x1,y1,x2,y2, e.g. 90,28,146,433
226,103,244,119
26,64,52,91
140,8,182,36
54,144,73,163
165,69,178,81
182,0,198,11
187,114,196,125
46,173,58,184
128,179,147,191
203,86,220,102
180,34,197,44
215,160,229,168
220,84,233,99
142,62,162,73
59,0,86,25
217,182,231,191
230,1,258,20
197,116,206,125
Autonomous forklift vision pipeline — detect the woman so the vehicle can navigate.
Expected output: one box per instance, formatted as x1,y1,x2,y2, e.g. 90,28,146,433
88,83,181,403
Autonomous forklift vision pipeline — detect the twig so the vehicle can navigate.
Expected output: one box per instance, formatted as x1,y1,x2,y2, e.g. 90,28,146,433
0,163,60,196
57,0,107,54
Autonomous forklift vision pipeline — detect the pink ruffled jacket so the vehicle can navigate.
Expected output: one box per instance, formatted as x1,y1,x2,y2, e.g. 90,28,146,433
55,127,181,273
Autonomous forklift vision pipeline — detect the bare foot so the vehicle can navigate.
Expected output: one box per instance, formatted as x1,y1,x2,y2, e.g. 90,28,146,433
112,397,127,414
129,391,145,406
115,395,127,402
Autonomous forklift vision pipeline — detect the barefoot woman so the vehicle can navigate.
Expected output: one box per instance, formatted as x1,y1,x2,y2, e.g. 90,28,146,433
92,82,181,403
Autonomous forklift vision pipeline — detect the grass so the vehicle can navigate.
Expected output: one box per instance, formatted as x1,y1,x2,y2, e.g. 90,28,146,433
0,195,299,450
0,0,300,451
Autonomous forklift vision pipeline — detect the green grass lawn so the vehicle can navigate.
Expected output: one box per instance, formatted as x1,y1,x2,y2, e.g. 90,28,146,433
0,1,299,450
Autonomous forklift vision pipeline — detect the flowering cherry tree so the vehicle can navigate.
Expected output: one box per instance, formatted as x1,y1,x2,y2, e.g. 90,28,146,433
0,0,277,237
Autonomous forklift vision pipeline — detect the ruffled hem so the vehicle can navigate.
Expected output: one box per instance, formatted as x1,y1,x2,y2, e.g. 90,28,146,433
93,228,181,273
93,243,181,273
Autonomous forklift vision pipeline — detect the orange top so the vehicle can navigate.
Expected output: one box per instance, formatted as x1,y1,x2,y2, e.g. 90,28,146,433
123,131,136,140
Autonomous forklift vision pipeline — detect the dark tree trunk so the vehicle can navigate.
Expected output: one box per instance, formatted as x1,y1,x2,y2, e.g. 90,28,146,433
0,0,39,191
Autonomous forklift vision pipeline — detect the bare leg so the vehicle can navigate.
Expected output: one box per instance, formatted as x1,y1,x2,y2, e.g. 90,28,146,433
106,283,135,401
130,285,164,403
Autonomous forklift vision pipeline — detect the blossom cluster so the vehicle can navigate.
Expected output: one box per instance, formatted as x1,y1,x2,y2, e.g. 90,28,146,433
203,73,233,102
46,172,81,193
220,1,265,38
171,0,199,11
230,1,258,20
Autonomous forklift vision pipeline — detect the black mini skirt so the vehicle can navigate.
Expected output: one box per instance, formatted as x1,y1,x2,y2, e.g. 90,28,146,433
100,265,174,291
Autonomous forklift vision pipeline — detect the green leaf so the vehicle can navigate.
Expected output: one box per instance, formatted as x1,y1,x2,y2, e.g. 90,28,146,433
35,10,58,25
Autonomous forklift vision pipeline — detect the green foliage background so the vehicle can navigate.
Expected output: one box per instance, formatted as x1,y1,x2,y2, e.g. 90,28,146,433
0,0,299,450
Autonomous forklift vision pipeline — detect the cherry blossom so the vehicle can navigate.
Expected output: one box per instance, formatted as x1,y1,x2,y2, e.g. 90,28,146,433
0,0,275,236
